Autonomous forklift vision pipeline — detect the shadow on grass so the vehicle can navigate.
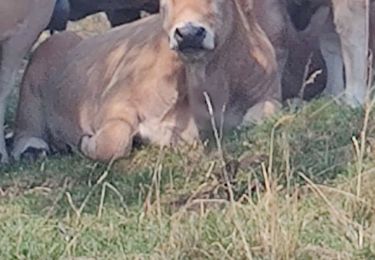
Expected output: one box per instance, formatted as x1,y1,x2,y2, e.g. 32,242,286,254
0,98,365,218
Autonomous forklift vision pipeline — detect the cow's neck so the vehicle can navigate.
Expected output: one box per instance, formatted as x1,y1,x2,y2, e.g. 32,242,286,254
182,5,278,133
184,6,276,91
181,7,254,132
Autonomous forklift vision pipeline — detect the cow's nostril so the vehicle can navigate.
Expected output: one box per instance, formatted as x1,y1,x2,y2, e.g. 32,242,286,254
174,28,184,41
196,27,206,38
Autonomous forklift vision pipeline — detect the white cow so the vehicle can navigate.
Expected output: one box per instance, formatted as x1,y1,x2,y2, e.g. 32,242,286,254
320,0,370,106
285,0,371,106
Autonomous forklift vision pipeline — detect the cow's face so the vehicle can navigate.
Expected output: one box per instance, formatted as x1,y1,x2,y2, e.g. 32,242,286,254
161,0,234,60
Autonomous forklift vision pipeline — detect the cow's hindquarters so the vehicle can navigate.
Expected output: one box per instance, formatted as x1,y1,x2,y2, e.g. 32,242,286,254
12,31,82,161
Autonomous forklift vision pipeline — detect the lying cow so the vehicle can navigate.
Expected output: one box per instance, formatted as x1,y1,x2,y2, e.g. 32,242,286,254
12,0,281,163
0,0,56,163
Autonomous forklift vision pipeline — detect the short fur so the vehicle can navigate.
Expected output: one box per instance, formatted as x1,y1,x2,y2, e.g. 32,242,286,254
286,0,374,107
12,0,280,163
0,0,56,163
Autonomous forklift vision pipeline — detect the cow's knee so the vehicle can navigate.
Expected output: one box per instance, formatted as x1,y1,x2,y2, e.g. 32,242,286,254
80,120,135,162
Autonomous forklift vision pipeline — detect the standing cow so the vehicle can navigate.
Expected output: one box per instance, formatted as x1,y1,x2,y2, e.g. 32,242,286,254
0,0,56,163
11,0,281,163
286,0,373,107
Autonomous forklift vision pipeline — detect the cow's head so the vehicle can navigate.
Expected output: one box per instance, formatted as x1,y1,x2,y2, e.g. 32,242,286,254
160,0,236,60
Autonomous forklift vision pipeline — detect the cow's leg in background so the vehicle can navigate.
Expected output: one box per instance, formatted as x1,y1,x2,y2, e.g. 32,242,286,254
320,30,345,97
0,0,55,163
0,31,41,163
332,0,369,107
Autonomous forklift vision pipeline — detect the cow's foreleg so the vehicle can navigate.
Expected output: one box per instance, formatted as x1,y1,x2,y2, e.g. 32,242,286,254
1,13,52,163
320,31,345,97
0,44,22,163
80,118,137,162
332,0,369,107
0,81,13,163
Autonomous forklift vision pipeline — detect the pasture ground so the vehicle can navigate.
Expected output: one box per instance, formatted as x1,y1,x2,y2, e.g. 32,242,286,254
1,13,375,260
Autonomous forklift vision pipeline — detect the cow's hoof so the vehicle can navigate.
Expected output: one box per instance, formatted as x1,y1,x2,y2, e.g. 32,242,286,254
11,137,50,161
343,95,366,109
20,147,49,162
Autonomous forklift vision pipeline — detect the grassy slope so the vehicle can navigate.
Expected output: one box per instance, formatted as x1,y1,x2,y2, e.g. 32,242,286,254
1,13,375,260
1,98,375,260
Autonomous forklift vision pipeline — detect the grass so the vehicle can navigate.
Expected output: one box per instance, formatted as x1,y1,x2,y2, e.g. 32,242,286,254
1,12,375,260
1,96,375,259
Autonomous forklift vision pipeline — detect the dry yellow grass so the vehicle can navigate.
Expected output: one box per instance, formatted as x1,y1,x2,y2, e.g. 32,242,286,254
1,9,375,260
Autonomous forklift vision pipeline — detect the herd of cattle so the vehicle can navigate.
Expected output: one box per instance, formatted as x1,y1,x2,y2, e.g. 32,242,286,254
0,0,373,164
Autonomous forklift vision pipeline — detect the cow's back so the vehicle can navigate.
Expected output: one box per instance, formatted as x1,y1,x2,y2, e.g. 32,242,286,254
42,14,174,147
44,14,164,105
23,31,83,95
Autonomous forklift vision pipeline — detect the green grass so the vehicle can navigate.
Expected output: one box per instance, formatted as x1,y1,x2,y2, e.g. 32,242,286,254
2,13,374,259
0,97,375,259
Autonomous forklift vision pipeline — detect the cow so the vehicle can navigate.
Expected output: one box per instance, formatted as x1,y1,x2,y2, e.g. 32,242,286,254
0,0,57,163
286,0,372,107
161,0,281,138
11,0,281,163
